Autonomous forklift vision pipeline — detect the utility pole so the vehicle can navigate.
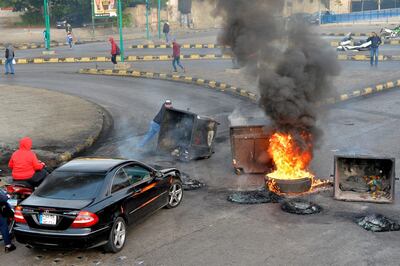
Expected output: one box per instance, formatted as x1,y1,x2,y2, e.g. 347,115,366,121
378,0,381,11
117,0,124,62
158,0,161,39
146,0,150,40
318,0,321,25
91,0,95,37
44,0,50,50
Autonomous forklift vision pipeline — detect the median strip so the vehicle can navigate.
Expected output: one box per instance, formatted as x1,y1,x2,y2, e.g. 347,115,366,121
79,68,400,108
130,43,226,49
79,68,257,102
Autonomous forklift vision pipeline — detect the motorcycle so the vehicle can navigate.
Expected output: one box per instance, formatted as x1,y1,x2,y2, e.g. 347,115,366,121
337,33,372,52
0,166,50,239
380,25,400,39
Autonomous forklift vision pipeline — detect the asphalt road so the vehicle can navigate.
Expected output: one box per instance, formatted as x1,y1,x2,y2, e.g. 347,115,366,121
0,62,400,265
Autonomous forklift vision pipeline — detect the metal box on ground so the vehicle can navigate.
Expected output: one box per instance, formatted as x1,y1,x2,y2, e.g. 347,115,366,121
230,125,273,174
157,108,218,161
334,155,396,203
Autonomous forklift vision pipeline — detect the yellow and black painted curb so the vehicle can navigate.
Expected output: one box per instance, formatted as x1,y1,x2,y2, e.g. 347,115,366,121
322,32,368,37
78,68,258,102
130,43,225,49
337,54,400,61
0,54,232,64
317,80,400,106
330,39,400,46
0,40,101,51
79,68,400,108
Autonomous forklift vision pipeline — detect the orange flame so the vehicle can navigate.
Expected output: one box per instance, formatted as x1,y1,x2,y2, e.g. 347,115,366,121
267,131,314,181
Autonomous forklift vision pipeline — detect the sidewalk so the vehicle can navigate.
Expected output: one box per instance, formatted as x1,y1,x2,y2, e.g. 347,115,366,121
0,85,106,171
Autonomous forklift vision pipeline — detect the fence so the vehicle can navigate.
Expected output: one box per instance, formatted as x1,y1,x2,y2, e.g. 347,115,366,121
322,8,400,24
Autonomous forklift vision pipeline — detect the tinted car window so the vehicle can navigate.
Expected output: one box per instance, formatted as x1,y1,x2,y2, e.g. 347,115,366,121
111,168,131,193
35,172,105,200
124,165,151,184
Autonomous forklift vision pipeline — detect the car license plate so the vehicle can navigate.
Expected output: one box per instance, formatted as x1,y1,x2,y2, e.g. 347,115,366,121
7,199,18,208
39,213,57,225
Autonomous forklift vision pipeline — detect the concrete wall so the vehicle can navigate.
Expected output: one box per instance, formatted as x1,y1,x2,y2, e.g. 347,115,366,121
330,0,352,13
284,0,329,15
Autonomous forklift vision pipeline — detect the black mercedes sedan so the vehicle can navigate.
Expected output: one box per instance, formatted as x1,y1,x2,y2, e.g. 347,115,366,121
13,158,183,253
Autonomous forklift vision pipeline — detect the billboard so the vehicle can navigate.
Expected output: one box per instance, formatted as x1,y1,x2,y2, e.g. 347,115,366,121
93,0,117,17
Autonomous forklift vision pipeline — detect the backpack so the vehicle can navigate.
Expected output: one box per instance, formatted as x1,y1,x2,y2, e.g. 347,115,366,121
116,45,121,55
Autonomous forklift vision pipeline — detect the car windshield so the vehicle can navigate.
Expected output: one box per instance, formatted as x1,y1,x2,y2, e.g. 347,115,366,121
35,171,106,200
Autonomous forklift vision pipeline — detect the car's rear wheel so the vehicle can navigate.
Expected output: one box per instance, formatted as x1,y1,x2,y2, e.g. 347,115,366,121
104,217,126,253
166,180,183,209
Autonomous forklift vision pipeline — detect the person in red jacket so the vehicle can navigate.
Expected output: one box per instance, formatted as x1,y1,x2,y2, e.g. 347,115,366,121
8,137,48,187
109,37,120,65
172,39,185,73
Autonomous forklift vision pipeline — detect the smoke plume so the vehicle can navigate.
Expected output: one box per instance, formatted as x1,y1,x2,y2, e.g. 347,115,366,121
212,0,340,149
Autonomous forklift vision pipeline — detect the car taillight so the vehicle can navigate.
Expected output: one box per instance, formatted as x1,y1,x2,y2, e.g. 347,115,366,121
6,186,15,194
71,211,99,228
14,206,26,224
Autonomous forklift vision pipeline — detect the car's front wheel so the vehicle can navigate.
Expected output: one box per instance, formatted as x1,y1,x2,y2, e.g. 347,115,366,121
104,217,126,253
166,180,183,209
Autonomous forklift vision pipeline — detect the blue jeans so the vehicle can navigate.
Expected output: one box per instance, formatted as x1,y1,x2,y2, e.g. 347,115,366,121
137,121,160,148
0,214,11,246
164,33,170,43
173,56,184,71
370,47,379,66
5,58,14,74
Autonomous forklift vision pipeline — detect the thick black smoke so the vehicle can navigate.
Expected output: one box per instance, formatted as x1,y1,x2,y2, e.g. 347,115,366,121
212,0,340,149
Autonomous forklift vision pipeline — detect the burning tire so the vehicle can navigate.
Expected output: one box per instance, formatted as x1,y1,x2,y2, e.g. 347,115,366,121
268,177,312,194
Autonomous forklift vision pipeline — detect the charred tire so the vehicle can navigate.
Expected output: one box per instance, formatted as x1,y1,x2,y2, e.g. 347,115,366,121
104,217,126,253
166,179,183,209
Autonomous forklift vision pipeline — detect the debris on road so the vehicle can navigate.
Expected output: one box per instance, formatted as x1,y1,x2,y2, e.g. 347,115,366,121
356,214,400,232
227,188,282,204
281,199,322,215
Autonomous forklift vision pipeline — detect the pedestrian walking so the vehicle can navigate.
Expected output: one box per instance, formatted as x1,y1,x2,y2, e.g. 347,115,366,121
137,100,173,148
43,29,48,49
4,45,15,75
367,32,382,67
163,22,170,44
0,190,16,253
109,37,120,65
65,23,72,34
67,32,73,48
172,40,185,73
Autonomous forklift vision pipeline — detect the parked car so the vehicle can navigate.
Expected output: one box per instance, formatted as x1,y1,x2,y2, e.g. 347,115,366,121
13,158,183,252
56,14,85,29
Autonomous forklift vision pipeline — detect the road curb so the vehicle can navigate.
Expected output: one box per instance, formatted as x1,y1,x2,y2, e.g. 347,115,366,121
79,68,400,108
322,32,368,37
130,43,225,49
337,54,400,61
78,68,258,102
1,54,232,65
0,40,102,51
56,103,107,164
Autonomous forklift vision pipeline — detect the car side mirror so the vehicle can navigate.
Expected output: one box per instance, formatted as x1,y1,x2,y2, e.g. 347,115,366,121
153,171,164,181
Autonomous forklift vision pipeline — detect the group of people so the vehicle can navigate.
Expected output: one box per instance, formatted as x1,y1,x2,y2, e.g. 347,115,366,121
109,21,185,73
0,137,49,253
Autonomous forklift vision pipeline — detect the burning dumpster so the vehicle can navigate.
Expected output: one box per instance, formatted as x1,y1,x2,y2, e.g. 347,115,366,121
334,155,396,203
230,125,273,174
157,108,218,161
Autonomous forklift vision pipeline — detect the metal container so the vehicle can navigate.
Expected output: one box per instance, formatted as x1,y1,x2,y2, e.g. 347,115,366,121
157,108,218,161
269,177,312,194
230,125,272,174
334,154,396,203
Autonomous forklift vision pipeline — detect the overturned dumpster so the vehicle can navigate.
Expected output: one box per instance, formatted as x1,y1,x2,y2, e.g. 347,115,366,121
157,108,218,161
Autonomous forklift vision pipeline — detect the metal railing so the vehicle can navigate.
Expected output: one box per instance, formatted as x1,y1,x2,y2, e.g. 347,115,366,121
322,8,400,24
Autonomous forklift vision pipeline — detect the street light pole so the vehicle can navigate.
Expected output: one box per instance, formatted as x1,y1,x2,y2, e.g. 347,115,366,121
44,0,50,50
158,0,161,39
146,0,150,40
117,0,124,62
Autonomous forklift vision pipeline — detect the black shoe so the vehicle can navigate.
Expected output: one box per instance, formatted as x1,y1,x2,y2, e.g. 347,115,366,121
5,244,16,253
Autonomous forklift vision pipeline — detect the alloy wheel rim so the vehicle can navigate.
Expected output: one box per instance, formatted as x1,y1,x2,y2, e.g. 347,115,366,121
113,220,126,249
169,183,183,207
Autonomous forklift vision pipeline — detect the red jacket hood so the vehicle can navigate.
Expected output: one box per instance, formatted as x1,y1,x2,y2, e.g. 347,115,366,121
19,137,32,150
